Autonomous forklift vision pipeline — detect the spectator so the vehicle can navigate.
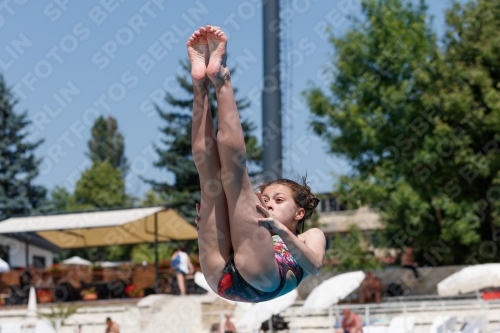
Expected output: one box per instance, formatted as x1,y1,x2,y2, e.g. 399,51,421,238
359,272,382,303
336,308,363,333
401,245,421,281
105,317,120,333
221,313,237,333
36,272,54,288
210,323,219,333
19,270,32,303
170,245,194,295
210,313,238,333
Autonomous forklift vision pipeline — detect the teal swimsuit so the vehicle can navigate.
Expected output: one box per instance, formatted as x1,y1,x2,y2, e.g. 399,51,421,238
217,235,304,303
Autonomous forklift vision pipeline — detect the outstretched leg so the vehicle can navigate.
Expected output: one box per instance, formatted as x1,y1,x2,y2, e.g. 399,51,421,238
188,27,231,291
206,26,280,292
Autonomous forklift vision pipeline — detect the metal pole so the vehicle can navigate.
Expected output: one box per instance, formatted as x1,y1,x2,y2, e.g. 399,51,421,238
366,305,370,328
262,0,282,180
329,306,333,333
154,213,159,293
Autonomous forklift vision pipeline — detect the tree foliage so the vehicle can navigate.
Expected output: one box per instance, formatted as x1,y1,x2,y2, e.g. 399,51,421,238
38,302,80,329
87,115,128,174
49,116,132,261
145,60,262,220
325,225,382,272
306,0,500,264
0,73,46,220
74,161,130,209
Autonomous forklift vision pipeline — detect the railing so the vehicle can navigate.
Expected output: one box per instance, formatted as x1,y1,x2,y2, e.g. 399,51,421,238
0,296,498,333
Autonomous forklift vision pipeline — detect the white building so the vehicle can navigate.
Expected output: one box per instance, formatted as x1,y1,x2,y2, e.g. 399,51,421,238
0,233,59,269
317,193,384,248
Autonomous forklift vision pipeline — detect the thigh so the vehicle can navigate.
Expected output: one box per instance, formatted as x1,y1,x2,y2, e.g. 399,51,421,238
221,169,281,292
197,177,233,291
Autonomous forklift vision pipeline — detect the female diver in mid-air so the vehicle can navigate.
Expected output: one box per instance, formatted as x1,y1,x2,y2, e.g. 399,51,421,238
188,25,326,302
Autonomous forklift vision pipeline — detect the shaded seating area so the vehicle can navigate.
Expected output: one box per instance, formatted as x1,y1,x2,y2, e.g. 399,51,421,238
0,259,206,306
0,206,200,305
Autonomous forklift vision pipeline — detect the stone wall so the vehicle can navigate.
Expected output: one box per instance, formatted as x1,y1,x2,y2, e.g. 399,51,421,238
297,265,466,300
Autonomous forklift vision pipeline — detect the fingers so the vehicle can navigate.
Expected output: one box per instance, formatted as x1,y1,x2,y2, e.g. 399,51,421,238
256,203,270,217
257,219,271,231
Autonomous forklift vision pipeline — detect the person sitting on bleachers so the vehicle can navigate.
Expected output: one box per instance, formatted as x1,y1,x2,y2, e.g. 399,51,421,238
359,272,382,303
336,308,363,333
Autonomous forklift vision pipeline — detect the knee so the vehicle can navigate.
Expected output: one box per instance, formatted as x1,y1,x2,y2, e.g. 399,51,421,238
192,140,215,162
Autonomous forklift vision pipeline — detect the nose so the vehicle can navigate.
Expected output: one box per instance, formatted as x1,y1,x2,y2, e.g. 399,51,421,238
266,202,273,211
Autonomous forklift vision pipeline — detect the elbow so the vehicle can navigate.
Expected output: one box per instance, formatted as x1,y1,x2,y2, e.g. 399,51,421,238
310,262,323,275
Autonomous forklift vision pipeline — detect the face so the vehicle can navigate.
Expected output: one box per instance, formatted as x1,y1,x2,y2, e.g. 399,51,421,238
261,184,305,232
342,309,350,317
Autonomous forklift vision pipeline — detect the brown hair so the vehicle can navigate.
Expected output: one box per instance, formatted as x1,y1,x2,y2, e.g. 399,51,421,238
257,176,320,233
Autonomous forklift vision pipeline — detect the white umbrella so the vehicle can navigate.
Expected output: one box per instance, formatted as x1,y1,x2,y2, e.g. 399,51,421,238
99,261,122,268
437,263,500,296
60,256,92,266
236,289,298,331
301,271,365,315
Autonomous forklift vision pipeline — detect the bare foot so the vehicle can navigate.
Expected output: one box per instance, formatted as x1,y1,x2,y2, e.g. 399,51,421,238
186,27,209,87
206,25,229,87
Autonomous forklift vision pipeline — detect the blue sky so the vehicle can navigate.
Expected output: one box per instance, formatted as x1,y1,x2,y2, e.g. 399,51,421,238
0,0,455,198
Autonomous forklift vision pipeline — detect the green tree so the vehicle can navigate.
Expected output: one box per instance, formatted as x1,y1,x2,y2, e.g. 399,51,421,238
87,115,128,174
326,226,382,272
0,73,46,220
50,116,133,261
144,60,262,220
305,0,478,264
130,243,175,264
74,161,130,209
49,186,77,212
38,302,80,329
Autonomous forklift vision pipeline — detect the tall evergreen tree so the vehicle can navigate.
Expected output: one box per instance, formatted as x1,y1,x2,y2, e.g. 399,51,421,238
144,60,262,220
87,116,128,174
0,73,46,220
74,161,130,209
305,0,500,264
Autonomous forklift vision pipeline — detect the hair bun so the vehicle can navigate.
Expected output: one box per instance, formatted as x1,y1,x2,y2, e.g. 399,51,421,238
309,197,320,209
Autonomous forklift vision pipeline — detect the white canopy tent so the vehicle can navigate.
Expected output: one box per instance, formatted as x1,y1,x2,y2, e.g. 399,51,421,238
0,206,197,248
0,206,197,288
60,256,92,266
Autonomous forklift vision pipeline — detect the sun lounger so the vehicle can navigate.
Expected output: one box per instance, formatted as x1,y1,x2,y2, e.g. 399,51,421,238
364,316,415,333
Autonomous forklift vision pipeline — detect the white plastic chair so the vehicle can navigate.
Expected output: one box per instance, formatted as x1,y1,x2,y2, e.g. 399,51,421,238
1,322,21,333
386,316,416,333
365,316,415,333
453,317,485,333
429,315,457,333
35,320,55,333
